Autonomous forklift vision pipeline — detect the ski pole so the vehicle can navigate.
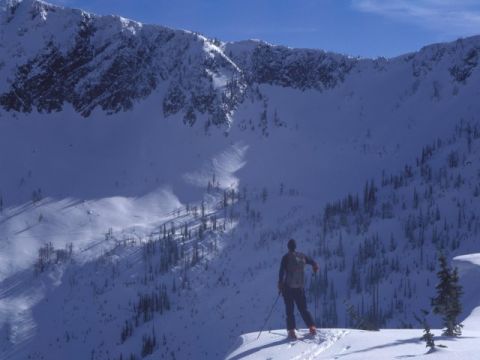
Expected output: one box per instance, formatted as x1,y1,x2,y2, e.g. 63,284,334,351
257,292,281,340
314,272,318,324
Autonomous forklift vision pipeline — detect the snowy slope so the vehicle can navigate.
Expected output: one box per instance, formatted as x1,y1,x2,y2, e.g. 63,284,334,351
1,1,480,360
227,327,480,359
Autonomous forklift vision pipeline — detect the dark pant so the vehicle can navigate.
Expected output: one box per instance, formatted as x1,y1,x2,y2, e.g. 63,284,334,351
282,286,315,330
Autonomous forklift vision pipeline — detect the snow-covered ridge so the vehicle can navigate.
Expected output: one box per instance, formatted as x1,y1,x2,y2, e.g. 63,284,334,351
1,0,480,124
0,0,245,124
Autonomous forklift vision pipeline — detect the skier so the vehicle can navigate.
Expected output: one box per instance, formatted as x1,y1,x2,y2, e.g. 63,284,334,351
278,238,319,339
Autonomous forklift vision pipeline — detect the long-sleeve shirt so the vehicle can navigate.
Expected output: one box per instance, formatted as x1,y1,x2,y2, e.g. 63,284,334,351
279,251,317,288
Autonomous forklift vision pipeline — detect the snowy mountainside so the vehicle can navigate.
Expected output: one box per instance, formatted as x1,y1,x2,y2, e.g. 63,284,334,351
308,121,480,328
2,1,480,208
2,0,480,126
0,0,244,123
2,118,480,360
1,0,480,359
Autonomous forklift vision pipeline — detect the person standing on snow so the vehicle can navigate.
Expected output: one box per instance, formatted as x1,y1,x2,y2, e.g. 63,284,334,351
278,238,319,339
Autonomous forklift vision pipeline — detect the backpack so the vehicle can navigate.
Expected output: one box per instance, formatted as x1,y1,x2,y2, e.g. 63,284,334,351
285,252,306,288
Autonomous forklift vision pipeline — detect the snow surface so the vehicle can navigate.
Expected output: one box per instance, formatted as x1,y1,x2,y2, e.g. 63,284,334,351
228,327,480,359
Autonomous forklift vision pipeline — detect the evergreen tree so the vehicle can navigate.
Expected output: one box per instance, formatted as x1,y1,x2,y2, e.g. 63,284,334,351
431,255,463,336
432,255,450,317
421,322,435,351
414,309,435,352
141,328,157,357
445,268,463,336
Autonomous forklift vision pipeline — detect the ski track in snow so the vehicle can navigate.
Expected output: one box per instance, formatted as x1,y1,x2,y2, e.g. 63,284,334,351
226,329,348,360
289,330,349,360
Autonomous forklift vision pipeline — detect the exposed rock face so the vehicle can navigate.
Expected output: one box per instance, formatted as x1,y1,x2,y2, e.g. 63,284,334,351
224,40,357,90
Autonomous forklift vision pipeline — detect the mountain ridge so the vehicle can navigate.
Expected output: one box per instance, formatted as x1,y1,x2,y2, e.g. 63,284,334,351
1,0,480,125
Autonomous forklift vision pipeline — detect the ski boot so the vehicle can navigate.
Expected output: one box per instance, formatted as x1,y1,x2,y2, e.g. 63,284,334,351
287,329,297,339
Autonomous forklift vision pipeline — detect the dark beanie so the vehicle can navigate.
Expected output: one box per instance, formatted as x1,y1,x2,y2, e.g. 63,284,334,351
287,239,296,251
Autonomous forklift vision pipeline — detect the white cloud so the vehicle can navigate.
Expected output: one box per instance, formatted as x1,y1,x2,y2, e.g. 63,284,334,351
352,0,480,36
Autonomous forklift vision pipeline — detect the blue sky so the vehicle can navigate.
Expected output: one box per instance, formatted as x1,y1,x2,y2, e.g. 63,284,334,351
49,0,480,58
